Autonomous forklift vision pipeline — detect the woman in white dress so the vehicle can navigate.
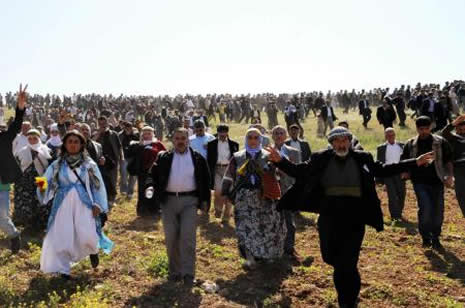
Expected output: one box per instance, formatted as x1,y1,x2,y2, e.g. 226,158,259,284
38,130,113,279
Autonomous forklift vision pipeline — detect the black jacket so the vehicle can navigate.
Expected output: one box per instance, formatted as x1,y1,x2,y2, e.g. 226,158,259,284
152,148,211,207
285,139,312,162
0,108,24,184
376,106,397,127
320,106,337,121
206,138,239,188
276,149,416,231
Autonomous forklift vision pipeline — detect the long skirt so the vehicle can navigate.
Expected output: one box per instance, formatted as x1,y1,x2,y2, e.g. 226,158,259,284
40,188,99,275
13,165,50,230
234,188,286,259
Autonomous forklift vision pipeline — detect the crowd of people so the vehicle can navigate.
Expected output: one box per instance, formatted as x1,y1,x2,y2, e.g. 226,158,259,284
1,80,465,307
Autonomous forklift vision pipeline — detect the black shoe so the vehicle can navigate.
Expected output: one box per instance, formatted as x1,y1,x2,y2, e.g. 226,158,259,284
422,238,432,248
10,235,21,254
90,254,99,269
168,273,182,283
61,274,71,280
183,275,195,288
432,239,444,251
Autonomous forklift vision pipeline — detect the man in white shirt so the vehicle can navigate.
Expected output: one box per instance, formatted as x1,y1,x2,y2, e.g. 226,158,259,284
189,120,215,159
206,124,239,223
376,128,406,221
151,128,211,287
12,121,32,155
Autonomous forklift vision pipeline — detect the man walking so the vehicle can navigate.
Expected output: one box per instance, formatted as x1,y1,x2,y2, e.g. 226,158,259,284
271,125,302,260
206,124,239,223
189,120,215,159
358,95,372,128
401,116,454,249
376,128,406,221
267,126,432,308
151,128,211,287
285,124,311,162
441,114,465,217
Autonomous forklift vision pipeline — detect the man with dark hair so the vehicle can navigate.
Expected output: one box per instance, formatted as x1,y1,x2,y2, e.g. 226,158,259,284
118,122,139,199
207,124,239,222
441,114,465,217
358,95,372,128
96,115,123,208
376,98,397,129
150,128,211,287
401,116,453,249
189,120,214,159
377,128,406,221
0,84,27,253
267,126,432,308
285,124,311,162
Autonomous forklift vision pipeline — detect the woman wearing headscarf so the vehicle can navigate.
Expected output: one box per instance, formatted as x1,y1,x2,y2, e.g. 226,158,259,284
222,128,286,269
126,126,166,216
13,129,52,229
38,130,113,279
45,123,62,161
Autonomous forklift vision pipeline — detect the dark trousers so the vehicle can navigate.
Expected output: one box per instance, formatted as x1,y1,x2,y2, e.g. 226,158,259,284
413,183,444,241
397,108,406,126
318,214,365,307
384,176,406,219
361,111,371,127
454,168,465,218
283,210,296,253
137,174,160,216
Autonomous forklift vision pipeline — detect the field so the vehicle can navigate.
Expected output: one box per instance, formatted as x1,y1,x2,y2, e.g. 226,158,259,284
1,107,465,307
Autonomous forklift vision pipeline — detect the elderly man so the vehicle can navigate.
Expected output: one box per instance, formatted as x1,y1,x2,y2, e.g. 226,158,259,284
151,128,211,287
271,125,301,260
267,126,433,308
401,116,453,249
189,120,214,159
441,114,465,217
376,128,406,221
206,124,239,223
0,84,27,254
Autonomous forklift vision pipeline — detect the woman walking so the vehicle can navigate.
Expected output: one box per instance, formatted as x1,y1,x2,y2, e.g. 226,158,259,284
39,130,113,279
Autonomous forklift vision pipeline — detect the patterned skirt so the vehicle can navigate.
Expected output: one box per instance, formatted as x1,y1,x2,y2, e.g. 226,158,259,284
13,165,50,230
234,188,286,259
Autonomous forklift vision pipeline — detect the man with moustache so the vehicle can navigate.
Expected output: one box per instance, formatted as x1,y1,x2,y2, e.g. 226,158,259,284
150,128,211,287
267,126,433,308
206,124,239,223
271,125,302,260
441,114,465,217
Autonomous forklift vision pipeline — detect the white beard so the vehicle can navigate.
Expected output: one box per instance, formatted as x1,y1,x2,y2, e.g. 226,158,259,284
335,149,349,157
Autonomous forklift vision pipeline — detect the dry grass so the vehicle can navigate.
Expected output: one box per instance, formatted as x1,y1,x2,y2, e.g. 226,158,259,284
1,107,465,307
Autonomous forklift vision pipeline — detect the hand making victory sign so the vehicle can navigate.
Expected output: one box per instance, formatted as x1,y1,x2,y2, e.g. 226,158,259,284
17,83,28,110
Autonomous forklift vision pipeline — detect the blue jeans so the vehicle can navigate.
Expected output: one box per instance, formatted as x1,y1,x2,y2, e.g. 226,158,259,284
0,191,19,238
119,159,137,196
413,183,444,241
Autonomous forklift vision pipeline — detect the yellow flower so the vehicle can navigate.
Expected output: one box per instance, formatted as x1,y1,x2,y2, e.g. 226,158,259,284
35,177,48,192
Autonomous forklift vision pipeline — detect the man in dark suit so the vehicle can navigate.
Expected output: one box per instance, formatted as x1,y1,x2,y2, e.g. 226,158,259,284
80,123,104,166
376,128,406,221
285,124,311,162
150,128,211,287
206,124,239,223
320,101,338,136
376,98,397,129
0,84,27,254
266,126,432,308
358,95,372,128
95,115,123,208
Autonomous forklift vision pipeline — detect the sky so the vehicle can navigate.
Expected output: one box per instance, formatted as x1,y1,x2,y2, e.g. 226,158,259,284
0,0,464,95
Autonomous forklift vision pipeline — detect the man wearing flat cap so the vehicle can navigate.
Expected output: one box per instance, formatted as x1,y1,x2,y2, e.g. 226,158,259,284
267,126,433,308
441,114,465,217
401,116,453,250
